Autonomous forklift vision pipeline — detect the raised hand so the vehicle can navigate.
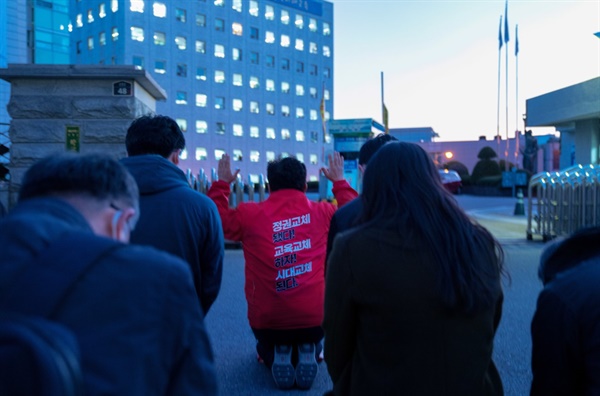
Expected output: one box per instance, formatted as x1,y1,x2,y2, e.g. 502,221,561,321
217,154,240,184
320,152,345,182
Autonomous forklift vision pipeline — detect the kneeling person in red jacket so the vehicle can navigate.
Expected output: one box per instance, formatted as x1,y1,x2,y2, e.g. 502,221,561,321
208,152,357,390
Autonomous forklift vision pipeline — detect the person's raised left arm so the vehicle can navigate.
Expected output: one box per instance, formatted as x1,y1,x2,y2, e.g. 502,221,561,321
321,152,358,208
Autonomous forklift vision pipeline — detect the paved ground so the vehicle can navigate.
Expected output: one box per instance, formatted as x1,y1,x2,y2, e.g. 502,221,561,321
204,195,547,395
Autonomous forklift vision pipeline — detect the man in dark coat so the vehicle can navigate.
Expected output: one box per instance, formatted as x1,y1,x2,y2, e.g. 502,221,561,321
122,115,224,315
0,153,217,395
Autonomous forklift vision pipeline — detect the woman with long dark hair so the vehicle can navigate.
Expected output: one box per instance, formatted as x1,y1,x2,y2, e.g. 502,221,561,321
324,141,505,395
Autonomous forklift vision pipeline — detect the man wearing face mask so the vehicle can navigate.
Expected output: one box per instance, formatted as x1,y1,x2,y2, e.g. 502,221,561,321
0,153,217,395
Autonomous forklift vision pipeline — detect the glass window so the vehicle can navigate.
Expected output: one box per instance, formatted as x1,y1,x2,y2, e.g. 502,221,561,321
250,102,259,114
214,149,226,160
295,39,304,51
281,82,290,93
99,3,107,18
175,36,186,50
311,131,318,143
111,27,119,41
130,0,144,13
280,35,290,47
281,129,291,140
310,110,317,120
196,13,206,26
266,151,275,161
195,40,206,53
154,31,165,45
76,14,83,28
281,10,289,24
233,73,243,86
296,84,304,96
250,51,259,64
281,105,290,117
323,46,331,57
249,76,259,89
265,31,274,44
232,99,243,112
131,26,144,42
111,0,118,12
195,94,207,107
310,154,318,164
296,61,304,73
87,36,94,50
214,44,225,58
296,108,305,119
176,118,187,132
324,67,331,78
215,97,225,109
281,58,289,70
250,150,260,162
232,22,242,35
176,91,187,105
132,56,144,68
232,149,243,161
249,0,258,16
266,55,274,67
232,0,242,12
196,121,208,133
309,87,317,98
266,79,275,91
232,48,242,61
250,27,259,40
214,70,225,83
87,9,95,23
250,126,259,138
310,64,317,76
175,8,186,22
325,89,330,100
296,153,304,162
266,104,275,115
215,18,225,31
214,0,224,6
266,129,275,140
180,149,188,160
265,5,274,20
233,125,243,137
99,31,106,46
177,63,187,77
155,60,166,74
153,2,166,17
196,147,208,160
295,15,303,29
216,123,225,134
309,18,317,32
196,67,207,80
323,23,331,36
309,42,317,54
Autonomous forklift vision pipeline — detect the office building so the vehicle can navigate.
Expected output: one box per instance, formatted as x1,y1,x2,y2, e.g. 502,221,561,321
70,0,334,182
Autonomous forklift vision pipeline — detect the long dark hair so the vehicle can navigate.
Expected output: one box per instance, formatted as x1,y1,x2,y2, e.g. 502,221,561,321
360,142,504,314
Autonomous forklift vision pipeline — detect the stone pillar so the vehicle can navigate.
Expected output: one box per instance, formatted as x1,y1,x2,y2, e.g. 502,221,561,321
0,64,167,208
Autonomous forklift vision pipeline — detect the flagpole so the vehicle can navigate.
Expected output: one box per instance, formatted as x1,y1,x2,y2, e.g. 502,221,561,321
496,15,503,160
504,0,510,172
515,24,519,168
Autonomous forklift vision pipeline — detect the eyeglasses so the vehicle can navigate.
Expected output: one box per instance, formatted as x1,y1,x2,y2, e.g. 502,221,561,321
109,203,134,232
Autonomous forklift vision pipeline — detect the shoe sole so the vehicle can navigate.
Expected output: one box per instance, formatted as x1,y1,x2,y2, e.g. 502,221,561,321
272,345,294,389
296,343,318,390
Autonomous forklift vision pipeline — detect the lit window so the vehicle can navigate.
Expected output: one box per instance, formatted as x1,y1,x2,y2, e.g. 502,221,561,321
310,64,317,75
87,36,94,50
131,26,144,42
111,27,119,41
196,147,208,160
130,0,144,13
176,91,188,105
233,124,243,136
296,130,305,141
154,31,166,45
76,14,83,28
111,0,118,12
214,70,225,83
249,0,258,16
281,106,290,117
296,61,304,73
296,84,305,96
215,97,225,109
232,0,242,12
99,32,106,46
296,153,304,162
175,8,186,22
232,149,243,161
215,18,224,31
196,13,206,26
281,129,291,140
266,104,275,115
153,2,166,17
216,123,225,135
310,110,317,120
249,76,259,89
214,149,226,161
250,150,260,162
281,82,290,93
309,42,317,54
309,87,317,98
250,27,259,39
281,35,290,47
155,60,166,74
323,46,331,57
296,108,305,119
311,131,318,143
309,18,317,32
87,9,94,23
265,31,274,44
232,48,242,61
232,22,242,36
265,5,274,20
295,15,303,29
214,44,225,58
196,121,208,133
176,118,187,132
323,23,331,36
250,51,259,64
310,154,318,165
248,101,259,114
196,67,207,80
177,63,187,77
195,94,207,107
132,56,143,68
266,151,275,161
281,10,289,24
266,79,275,92
99,3,106,18
325,89,330,100
281,152,289,158
233,74,243,86
195,40,205,53
232,99,243,112
214,0,224,7
180,149,188,160
175,36,186,50
295,39,304,51
250,126,259,137
266,129,276,140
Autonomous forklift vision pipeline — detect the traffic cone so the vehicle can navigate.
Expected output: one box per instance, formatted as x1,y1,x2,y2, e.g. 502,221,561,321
514,188,525,216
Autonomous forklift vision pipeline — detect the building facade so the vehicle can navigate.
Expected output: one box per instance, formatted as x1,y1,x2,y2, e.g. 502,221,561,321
70,0,334,182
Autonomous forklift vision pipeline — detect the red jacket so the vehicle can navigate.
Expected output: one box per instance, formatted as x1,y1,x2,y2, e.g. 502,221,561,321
208,180,357,330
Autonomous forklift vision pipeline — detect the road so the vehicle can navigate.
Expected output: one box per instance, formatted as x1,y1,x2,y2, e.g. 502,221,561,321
204,195,547,395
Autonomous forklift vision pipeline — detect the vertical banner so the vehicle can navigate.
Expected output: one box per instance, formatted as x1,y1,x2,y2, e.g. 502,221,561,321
66,126,80,152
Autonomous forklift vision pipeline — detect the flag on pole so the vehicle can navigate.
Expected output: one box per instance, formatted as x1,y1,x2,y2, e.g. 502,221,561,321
498,16,503,50
515,24,519,56
320,82,327,142
382,103,389,134
504,0,509,43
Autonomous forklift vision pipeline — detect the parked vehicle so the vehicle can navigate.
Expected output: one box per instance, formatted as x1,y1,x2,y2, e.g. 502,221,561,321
439,169,462,194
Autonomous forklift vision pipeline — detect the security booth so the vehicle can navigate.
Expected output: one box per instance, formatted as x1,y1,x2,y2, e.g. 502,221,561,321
319,118,385,199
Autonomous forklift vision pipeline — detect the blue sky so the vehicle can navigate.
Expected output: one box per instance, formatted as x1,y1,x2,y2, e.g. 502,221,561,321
331,0,600,141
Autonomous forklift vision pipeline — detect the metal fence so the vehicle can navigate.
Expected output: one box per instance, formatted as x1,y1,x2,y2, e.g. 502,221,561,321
527,164,600,241
185,168,267,206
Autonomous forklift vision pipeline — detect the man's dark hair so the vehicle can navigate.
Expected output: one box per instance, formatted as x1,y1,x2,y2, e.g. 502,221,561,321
126,115,186,158
19,153,139,213
267,156,306,192
358,133,398,166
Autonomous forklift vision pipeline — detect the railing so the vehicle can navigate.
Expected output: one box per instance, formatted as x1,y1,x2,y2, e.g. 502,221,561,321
527,164,600,241
185,168,267,205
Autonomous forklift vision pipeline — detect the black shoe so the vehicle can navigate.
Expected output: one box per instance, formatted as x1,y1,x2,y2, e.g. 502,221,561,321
272,344,294,389
295,343,318,389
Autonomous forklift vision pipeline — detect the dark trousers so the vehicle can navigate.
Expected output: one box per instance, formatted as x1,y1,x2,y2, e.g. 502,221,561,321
252,326,324,368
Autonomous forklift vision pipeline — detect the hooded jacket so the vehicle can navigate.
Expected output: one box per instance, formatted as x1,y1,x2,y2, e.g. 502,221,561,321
121,155,224,315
